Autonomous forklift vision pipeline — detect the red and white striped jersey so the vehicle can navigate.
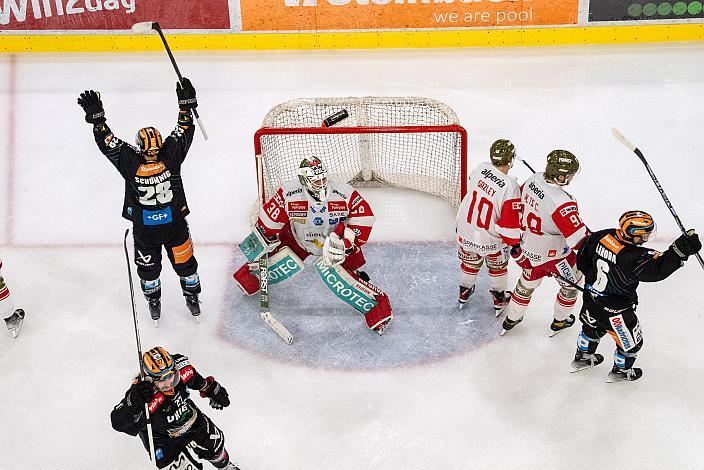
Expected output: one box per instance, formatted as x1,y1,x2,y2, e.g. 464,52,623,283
257,179,375,256
456,162,522,256
519,172,587,266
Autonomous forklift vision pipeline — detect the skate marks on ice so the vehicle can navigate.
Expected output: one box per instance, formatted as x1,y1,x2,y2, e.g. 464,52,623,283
222,242,502,369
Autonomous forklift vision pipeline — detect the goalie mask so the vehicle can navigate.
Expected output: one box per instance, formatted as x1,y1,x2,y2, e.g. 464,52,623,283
618,210,656,245
142,346,180,392
298,157,329,202
135,127,163,161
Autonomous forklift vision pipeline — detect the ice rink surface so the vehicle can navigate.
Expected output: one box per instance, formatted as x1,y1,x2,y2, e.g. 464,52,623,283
1,43,704,469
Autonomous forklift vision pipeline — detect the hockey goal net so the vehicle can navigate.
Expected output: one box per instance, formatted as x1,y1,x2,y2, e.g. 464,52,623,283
253,97,467,211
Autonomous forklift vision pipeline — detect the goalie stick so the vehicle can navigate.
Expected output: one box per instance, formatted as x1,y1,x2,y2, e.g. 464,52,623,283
611,127,704,270
123,229,158,469
131,21,208,140
254,151,293,344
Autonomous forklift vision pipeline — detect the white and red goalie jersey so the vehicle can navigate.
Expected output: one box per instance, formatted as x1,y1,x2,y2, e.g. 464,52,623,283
257,178,375,256
519,172,588,266
456,162,522,256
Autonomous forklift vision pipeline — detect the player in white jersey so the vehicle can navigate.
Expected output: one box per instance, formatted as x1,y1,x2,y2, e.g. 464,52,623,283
233,157,393,335
455,139,522,313
1,259,26,338
501,150,588,336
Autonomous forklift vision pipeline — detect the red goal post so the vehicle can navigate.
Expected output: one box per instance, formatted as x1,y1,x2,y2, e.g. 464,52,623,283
252,97,468,212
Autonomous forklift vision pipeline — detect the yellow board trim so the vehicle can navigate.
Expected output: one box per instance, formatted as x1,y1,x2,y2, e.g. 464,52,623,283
1,24,703,53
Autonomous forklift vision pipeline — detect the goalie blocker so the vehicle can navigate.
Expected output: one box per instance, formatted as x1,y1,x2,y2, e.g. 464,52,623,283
234,224,392,335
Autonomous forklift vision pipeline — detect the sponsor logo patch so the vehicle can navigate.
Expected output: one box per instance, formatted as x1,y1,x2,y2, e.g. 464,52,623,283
609,314,636,351
288,201,308,212
142,207,172,226
329,201,347,212
313,217,324,226
172,238,194,264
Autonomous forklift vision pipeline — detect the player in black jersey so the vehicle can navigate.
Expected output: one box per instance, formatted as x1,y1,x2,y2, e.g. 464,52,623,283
111,347,240,469
78,79,202,322
571,211,701,382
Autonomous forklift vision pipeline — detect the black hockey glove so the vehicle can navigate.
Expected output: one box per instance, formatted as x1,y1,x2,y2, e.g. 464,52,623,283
176,77,197,110
671,230,702,260
77,90,106,125
129,379,154,408
200,376,230,410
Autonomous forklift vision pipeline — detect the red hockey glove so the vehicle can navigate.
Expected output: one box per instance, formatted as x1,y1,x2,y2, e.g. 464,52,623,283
510,245,532,269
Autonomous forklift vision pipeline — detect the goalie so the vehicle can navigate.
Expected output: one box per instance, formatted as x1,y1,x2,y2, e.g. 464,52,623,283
233,157,393,335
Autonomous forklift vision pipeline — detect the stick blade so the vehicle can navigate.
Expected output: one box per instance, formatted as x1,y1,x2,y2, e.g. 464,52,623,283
261,311,293,344
611,127,636,152
131,22,155,34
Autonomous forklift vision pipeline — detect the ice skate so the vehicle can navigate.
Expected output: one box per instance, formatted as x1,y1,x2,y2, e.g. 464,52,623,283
607,365,643,383
222,463,241,470
500,316,522,336
458,285,475,308
185,293,201,320
549,314,575,337
148,298,161,326
490,290,510,315
4,309,25,339
570,351,604,373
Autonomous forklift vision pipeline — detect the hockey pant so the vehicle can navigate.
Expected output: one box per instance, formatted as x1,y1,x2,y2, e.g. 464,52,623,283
504,252,582,322
577,293,643,370
132,219,200,300
457,247,508,293
233,223,392,333
142,413,232,469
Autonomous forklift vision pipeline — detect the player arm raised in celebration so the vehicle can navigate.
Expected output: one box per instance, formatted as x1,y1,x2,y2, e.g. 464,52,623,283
160,78,197,163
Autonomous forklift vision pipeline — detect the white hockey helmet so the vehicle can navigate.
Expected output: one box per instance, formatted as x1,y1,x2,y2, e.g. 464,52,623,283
298,157,329,201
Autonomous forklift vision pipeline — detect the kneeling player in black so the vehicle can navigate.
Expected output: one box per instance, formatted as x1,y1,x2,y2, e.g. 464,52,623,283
570,211,701,382
111,347,240,469
78,79,202,323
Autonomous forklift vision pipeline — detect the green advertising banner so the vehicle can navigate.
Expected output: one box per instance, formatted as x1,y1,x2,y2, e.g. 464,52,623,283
589,1,704,21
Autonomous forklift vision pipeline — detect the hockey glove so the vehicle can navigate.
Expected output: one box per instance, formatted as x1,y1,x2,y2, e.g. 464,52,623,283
510,245,532,270
322,233,347,267
176,77,198,110
129,378,154,408
77,90,106,125
671,230,702,260
200,376,230,410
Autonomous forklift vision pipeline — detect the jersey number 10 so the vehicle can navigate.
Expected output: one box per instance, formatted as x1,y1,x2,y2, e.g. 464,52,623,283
466,190,493,230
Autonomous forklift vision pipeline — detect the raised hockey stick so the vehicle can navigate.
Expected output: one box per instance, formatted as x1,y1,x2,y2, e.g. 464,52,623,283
516,156,537,174
254,154,293,344
611,127,704,270
123,229,158,468
131,21,208,141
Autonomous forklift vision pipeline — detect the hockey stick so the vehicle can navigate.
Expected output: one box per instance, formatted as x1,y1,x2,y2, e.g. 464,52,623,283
131,22,208,141
516,156,537,174
123,229,158,468
254,153,293,344
611,127,704,270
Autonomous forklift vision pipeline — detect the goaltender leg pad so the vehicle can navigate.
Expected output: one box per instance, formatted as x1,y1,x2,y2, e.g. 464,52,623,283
268,247,305,285
239,227,280,262
315,257,393,333
315,257,379,314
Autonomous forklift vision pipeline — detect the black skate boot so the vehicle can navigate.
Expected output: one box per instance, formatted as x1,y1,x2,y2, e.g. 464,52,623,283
570,350,605,373
458,285,475,308
148,298,161,324
4,308,25,339
490,290,510,315
500,316,523,336
549,314,575,337
607,365,643,383
185,293,201,317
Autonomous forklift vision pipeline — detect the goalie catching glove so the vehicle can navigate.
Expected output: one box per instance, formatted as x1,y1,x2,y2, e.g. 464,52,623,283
322,227,355,267
199,376,230,410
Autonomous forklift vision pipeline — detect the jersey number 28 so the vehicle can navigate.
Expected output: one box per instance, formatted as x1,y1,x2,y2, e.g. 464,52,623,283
138,181,173,206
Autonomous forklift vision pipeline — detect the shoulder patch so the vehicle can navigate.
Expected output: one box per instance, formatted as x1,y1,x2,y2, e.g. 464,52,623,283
600,234,625,254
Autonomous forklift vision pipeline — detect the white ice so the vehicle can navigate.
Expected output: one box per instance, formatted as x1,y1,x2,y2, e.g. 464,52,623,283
1,43,704,469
